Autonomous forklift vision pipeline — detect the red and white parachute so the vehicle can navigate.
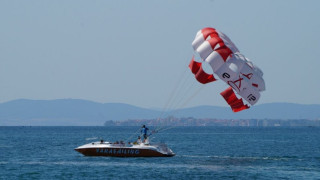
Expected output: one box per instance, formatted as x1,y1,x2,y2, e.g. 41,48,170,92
189,27,265,112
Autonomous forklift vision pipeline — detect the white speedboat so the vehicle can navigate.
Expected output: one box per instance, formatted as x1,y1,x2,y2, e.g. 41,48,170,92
75,141,175,157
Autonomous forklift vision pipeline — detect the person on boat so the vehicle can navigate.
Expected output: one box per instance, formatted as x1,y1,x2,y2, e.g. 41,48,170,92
133,136,142,145
137,136,142,144
141,125,149,143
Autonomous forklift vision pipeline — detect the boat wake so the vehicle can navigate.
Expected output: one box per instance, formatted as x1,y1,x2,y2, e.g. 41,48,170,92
85,137,98,141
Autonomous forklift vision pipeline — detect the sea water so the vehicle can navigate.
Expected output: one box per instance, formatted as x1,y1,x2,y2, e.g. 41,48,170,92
0,126,319,179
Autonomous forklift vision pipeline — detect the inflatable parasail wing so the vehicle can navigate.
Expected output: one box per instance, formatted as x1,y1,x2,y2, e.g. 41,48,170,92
189,27,265,112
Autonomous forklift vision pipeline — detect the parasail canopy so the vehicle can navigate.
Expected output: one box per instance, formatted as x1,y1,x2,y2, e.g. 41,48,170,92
189,27,265,112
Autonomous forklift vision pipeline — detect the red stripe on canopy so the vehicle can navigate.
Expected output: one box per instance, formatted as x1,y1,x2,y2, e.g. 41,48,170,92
207,37,223,51
215,46,232,61
188,56,201,74
220,87,249,112
189,57,216,84
201,27,217,39
200,27,232,61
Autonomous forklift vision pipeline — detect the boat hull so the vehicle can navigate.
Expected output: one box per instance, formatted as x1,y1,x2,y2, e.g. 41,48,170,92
75,147,174,157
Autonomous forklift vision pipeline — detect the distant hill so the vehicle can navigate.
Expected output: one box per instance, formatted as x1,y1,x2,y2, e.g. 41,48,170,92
0,99,319,126
0,99,160,126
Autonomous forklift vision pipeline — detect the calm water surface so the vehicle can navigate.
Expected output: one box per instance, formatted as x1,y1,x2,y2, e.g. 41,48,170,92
0,126,319,179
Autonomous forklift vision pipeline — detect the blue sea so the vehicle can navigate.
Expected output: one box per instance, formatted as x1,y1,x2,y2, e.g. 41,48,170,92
1,126,319,179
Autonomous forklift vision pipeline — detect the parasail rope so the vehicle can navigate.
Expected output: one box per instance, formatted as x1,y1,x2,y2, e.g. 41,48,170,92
158,67,190,119
125,128,141,143
153,76,206,133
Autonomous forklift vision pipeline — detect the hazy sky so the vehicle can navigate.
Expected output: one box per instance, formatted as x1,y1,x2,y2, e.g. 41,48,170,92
0,0,319,108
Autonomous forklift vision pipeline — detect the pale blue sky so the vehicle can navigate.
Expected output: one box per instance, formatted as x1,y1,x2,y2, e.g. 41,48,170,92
0,0,319,108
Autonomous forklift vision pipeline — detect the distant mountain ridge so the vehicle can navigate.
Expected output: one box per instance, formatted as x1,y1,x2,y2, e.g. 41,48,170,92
0,99,319,126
